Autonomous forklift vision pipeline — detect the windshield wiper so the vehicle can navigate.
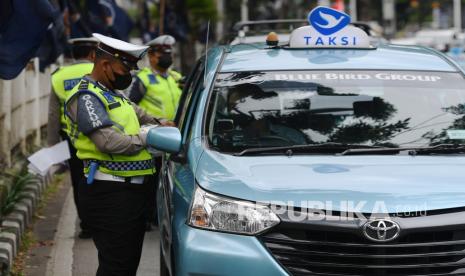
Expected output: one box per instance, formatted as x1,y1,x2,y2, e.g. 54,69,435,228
412,143,465,155
233,143,382,156
340,143,465,156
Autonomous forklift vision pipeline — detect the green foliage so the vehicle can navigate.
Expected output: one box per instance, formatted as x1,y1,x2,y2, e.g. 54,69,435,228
126,7,139,21
0,166,41,218
424,103,465,145
187,0,217,28
149,2,159,19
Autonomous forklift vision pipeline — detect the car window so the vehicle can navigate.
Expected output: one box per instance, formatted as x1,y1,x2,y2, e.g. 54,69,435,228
176,60,204,144
206,70,465,153
184,71,205,143
175,59,204,133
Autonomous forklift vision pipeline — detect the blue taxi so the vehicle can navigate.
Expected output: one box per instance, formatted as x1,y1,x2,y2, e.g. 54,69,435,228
147,6,465,276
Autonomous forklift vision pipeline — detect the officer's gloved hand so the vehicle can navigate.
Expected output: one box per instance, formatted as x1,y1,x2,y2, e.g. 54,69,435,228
159,119,176,127
139,125,164,156
178,76,187,89
139,124,159,146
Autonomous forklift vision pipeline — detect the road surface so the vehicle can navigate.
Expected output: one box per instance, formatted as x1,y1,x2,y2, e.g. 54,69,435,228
23,175,160,276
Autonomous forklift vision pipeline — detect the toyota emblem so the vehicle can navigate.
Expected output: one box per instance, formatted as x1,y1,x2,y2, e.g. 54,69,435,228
363,219,400,242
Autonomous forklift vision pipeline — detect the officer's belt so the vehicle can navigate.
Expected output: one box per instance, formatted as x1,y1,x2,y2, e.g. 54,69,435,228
84,160,153,171
85,170,145,184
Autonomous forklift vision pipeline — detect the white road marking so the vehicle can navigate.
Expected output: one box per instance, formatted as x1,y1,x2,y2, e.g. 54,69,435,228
46,189,76,276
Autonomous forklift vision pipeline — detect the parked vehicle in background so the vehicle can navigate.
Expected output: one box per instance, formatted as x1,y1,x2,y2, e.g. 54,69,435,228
391,28,465,52
226,19,308,45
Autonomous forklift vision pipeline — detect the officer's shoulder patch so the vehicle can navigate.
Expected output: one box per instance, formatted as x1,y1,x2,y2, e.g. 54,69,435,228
102,91,115,102
148,74,158,84
76,92,113,135
63,78,82,91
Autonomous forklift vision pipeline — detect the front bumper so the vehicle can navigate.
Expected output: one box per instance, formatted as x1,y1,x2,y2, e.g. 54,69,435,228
174,223,288,276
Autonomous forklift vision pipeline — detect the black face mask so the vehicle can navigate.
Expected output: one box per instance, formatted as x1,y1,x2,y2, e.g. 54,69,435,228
108,70,132,90
157,54,173,69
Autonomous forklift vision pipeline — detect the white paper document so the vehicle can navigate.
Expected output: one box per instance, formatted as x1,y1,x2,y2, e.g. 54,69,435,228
27,141,70,175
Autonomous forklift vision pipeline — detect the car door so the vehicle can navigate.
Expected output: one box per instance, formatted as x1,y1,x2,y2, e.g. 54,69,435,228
159,58,205,275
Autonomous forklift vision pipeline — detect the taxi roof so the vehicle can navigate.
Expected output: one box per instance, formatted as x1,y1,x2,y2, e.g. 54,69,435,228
219,43,460,73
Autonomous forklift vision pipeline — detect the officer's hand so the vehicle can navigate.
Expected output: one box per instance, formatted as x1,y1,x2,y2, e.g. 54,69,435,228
159,120,176,127
139,124,159,145
178,76,187,89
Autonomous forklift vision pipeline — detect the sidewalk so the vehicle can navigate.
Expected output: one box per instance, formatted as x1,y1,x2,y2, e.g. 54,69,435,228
22,174,159,276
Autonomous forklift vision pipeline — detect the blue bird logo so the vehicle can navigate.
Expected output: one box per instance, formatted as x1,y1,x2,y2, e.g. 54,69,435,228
308,6,351,36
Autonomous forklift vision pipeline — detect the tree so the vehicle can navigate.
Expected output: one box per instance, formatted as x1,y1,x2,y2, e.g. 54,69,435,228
425,103,465,145
175,0,217,73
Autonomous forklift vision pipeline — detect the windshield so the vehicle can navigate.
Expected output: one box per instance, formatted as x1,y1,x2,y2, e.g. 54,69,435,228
206,70,465,153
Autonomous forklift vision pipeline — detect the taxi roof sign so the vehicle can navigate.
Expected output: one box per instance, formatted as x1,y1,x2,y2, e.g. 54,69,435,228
289,6,371,49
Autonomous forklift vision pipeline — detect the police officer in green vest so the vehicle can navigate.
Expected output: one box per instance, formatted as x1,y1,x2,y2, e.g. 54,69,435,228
128,35,181,230
128,35,182,121
47,37,98,239
64,33,166,276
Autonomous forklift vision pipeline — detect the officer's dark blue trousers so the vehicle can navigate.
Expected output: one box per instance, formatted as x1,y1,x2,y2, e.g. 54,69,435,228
79,178,147,276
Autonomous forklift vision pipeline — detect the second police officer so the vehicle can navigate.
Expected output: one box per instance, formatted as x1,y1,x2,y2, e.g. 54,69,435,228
64,33,170,276
128,34,182,120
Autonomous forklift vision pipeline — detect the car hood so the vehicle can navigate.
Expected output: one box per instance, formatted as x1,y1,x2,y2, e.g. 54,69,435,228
195,150,465,214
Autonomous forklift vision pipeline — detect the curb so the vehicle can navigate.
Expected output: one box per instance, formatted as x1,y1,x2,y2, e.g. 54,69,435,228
0,170,53,275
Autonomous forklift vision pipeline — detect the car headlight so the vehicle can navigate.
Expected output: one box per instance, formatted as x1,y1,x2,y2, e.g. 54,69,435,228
188,185,280,235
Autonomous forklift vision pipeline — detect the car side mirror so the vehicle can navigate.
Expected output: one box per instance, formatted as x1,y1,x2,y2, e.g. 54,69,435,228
215,119,234,132
147,127,182,154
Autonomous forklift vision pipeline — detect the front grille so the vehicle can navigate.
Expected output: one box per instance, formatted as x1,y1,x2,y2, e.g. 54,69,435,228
260,221,465,276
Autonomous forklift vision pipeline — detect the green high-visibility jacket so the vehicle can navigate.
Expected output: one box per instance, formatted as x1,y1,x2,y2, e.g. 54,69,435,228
65,78,154,177
136,68,182,120
51,62,93,130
